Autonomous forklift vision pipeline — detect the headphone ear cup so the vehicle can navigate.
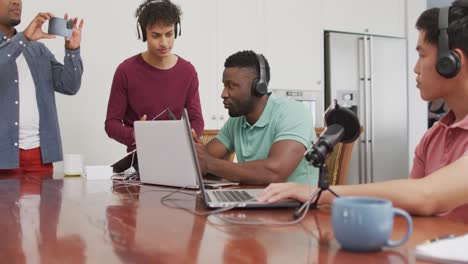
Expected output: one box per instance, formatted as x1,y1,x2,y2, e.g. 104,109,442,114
252,78,260,96
138,22,147,42
437,50,461,78
136,22,143,42
252,79,268,97
256,82,268,96
174,21,181,39
142,25,147,42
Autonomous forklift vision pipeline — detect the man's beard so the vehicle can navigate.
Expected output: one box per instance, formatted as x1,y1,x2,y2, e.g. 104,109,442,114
228,108,243,117
9,18,21,27
228,98,256,118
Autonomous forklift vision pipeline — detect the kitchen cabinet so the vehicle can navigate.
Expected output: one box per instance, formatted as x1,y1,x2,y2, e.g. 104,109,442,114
265,0,324,92
321,0,406,38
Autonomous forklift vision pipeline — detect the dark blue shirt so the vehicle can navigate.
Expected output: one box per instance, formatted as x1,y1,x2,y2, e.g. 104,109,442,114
0,31,83,169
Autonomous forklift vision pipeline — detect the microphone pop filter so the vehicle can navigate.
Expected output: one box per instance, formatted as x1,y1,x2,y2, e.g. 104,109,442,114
324,103,360,143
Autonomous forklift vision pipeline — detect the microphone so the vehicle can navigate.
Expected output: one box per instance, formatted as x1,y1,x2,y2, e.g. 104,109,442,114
305,124,345,167
294,101,360,219
304,101,360,167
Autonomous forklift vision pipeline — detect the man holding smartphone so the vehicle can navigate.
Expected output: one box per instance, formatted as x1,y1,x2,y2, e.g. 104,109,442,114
0,0,84,175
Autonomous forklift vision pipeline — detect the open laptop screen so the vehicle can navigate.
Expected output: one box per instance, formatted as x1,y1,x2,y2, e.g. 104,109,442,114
134,109,199,188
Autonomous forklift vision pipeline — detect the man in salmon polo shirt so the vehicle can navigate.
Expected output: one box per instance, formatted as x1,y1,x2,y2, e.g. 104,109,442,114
259,1,468,221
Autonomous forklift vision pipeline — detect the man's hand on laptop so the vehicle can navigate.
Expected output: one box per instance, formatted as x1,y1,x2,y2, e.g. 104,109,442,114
192,129,208,175
257,183,312,203
191,129,201,143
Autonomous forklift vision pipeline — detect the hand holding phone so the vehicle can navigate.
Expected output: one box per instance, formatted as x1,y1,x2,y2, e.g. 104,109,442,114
23,12,56,41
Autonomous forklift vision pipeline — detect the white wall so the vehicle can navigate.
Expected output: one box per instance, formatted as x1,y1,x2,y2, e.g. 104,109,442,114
19,0,428,171
406,0,428,172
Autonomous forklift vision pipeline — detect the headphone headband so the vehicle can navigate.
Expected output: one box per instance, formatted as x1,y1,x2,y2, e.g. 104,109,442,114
136,0,181,42
257,54,267,83
438,7,451,57
140,0,164,13
253,53,269,96
436,6,461,78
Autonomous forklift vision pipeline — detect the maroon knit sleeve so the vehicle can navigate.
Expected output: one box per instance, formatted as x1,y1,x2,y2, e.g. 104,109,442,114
185,67,204,137
104,64,134,148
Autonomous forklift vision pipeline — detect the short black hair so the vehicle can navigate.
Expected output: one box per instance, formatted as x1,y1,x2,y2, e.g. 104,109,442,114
416,0,468,55
224,50,271,83
135,0,182,41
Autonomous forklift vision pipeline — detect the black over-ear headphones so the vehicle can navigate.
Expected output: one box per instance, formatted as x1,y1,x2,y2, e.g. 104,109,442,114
252,54,269,96
136,0,182,42
436,6,461,78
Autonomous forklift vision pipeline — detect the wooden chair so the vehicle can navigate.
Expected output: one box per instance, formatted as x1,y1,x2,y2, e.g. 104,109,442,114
201,130,235,161
314,127,360,185
200,129,219,145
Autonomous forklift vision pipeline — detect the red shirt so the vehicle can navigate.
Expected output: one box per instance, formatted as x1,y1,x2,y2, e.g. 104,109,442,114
105,54,204,152
411,110,468,219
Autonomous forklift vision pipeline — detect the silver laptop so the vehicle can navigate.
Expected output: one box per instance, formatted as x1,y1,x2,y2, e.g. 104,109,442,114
134,113,199,188
178,110,301,209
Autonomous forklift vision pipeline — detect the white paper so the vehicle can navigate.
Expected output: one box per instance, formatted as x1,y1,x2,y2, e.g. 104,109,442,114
84,166,113,180
415,234,468,263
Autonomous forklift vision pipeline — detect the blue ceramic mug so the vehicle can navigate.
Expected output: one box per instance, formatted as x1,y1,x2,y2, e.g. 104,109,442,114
332,196,413,252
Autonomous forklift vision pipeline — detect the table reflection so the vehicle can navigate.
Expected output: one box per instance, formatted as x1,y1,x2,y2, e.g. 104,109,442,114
0,174,85,264
0,176,464,263
107,183,206,263
40,179,86,264
0,179,25,263
223,238,267,264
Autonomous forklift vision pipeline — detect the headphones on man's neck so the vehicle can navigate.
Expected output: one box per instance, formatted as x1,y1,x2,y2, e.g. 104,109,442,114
252,53,269,97
436,6,461,78
136,0,182,42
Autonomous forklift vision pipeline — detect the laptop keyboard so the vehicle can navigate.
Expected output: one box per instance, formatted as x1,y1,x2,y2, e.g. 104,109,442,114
212,190,255,203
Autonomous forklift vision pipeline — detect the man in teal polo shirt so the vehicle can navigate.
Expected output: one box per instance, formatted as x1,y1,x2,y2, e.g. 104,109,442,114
193,50,318,185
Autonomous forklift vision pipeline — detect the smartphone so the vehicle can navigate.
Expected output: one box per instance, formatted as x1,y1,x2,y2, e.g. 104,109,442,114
48,17,73,38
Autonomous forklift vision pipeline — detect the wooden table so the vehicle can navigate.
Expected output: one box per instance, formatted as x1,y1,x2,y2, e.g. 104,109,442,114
1,174,467,264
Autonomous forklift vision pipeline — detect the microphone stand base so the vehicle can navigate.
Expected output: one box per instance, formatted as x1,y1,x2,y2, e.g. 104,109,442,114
292,164,339,219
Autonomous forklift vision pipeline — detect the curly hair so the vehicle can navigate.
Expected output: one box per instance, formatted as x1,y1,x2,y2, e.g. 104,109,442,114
416,0,468,55
224,50,271,84
135,0,182,41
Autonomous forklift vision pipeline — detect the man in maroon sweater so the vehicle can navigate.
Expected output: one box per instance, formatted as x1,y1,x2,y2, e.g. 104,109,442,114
105,0,204,153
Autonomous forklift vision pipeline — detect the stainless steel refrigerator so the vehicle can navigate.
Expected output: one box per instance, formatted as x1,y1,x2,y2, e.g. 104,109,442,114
324,31,408,184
